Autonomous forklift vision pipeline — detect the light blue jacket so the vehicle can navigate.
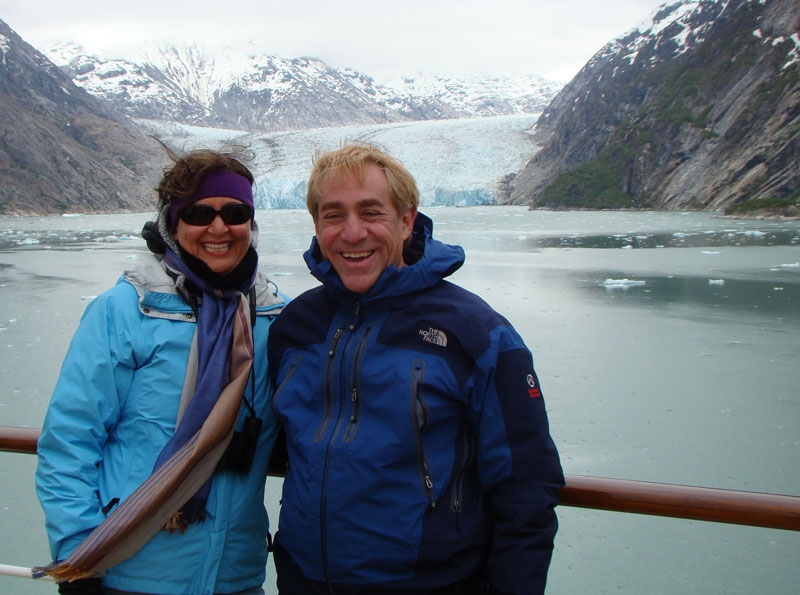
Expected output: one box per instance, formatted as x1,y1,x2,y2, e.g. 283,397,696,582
36,254,285,595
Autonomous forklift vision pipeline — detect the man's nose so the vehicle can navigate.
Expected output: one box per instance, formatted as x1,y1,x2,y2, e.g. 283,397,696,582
341,215,367,241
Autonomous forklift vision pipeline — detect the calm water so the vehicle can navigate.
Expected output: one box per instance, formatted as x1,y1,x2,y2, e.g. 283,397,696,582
1,207,799,594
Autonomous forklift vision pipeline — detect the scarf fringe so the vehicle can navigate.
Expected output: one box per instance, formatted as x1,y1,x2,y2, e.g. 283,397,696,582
163,511,188,535
32,561,95,583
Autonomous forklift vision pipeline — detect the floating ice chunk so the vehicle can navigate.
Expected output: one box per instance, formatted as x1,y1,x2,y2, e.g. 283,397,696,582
81,295,97,301
773,287,784,291
708,279,725,285
700,251,720,255
778,262,799,268
602,278,646,289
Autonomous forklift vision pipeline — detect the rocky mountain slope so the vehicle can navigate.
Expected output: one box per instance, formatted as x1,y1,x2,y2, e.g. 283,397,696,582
0,20,158,215
0,18,561,216
47,44,562,132
506,0,800,214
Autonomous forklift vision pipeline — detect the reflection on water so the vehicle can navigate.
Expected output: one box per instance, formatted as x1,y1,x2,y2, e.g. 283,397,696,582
0,207,798,595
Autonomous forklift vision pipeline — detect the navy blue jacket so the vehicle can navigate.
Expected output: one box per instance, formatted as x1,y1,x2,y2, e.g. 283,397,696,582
268,213,564,594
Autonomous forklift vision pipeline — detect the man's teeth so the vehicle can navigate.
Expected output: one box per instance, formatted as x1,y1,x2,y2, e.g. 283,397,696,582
204,243,231,253
343,251,372,259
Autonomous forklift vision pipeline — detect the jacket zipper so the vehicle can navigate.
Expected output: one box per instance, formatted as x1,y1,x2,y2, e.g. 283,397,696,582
322,304,361,587
411,361,435,507
450,425,476,530
343,324,372,442
315,324,346,443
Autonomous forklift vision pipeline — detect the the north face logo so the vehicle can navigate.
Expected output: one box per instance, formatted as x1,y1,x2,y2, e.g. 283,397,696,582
419,327,447,347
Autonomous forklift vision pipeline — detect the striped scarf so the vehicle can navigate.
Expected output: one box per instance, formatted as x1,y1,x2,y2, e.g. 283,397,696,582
35,247,255,582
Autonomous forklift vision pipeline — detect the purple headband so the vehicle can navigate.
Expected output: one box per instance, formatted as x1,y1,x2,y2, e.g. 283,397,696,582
169,170,254,227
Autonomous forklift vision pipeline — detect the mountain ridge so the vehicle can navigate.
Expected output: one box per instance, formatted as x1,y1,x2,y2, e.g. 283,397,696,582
506,0,800,215
46,43,562,132
0,20,157,216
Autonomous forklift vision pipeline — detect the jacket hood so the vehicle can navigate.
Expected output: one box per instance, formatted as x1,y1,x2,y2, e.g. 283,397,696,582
303,212,465,304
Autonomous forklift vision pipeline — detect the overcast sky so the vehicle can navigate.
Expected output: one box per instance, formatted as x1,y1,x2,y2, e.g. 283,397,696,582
1,0,668,81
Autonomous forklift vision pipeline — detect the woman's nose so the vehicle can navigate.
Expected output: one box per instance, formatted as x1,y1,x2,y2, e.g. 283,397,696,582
207,213,229,232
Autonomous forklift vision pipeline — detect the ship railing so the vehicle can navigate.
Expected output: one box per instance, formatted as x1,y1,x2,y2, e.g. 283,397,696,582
2,425,799,532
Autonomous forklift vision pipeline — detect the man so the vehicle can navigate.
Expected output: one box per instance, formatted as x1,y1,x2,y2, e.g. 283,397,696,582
267,144,564,594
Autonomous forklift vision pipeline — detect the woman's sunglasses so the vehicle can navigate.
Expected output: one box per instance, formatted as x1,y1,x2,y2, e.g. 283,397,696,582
178,203,253,226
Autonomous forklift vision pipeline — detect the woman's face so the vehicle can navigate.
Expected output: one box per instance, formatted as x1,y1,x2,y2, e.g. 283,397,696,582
174,196,252,275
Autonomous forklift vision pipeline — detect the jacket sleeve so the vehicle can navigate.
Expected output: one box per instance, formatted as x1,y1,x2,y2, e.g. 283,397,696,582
473,327,564,595
35,285,138,561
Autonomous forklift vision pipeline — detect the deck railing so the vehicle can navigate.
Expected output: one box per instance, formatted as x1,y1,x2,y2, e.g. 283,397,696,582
2,425,799,532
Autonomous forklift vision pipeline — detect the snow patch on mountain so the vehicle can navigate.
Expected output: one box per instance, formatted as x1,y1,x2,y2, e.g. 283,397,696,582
588,0,730,74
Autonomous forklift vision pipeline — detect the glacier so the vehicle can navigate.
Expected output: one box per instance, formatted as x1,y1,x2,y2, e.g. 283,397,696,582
140,114,541,209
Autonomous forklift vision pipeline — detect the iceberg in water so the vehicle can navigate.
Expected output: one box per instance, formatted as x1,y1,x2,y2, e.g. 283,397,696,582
602,278,646,289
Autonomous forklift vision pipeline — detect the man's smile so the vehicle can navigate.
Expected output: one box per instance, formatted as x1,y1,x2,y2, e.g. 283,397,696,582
342,250,374,260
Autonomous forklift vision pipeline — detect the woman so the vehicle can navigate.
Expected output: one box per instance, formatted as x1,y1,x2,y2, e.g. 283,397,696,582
35,145,286,595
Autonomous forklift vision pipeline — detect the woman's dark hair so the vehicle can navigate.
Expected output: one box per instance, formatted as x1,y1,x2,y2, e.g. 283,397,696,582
153,138,255,213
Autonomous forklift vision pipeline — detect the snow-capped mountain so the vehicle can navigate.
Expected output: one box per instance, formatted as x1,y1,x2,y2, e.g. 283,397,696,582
45,43,563,132
585,0,726,72
508,0,800,212
380,72,564,117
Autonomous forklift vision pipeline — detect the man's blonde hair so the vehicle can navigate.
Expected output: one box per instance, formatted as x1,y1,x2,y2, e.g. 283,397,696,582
307,144,419,220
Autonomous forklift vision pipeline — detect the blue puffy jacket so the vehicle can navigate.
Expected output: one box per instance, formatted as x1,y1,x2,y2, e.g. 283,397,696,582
268,213,564,594
36,254,285,595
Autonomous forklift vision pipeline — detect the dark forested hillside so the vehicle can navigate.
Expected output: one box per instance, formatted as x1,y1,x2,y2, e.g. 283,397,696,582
506,0,800,216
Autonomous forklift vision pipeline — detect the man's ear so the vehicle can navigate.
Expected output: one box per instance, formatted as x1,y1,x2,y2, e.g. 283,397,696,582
401,206,417,240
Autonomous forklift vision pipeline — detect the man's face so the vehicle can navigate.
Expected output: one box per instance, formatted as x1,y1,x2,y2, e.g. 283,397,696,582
314,164,415,294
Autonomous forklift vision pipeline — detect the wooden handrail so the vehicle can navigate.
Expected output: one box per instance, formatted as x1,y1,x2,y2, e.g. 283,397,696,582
560,474,800,531
0,426,38,455
3,425,799,531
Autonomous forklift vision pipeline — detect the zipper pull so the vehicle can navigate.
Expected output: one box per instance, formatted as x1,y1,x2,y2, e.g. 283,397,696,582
425,475,436,508
329,328,343,357
350,388,359,423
